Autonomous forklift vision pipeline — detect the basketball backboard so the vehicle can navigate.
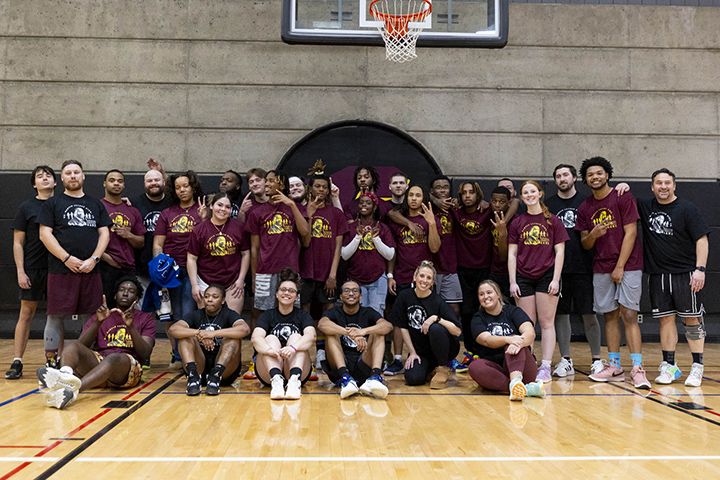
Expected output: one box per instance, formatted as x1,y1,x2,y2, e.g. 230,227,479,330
281,0,508,48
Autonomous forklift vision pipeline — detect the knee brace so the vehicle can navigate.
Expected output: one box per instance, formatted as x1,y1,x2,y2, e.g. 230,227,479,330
684,319,706,341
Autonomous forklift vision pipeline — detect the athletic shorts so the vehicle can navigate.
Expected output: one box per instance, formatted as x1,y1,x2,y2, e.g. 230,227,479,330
557,273,594,315
434,273,463,303
92,351,142,388
649,272,705,319
593,270,642,313
322,350,372,385
19,268,48,302
47,272,103,316
254,273,281,311
300,278,337,305
516,268,559,297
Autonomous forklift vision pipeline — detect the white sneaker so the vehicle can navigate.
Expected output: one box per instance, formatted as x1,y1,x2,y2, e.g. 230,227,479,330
655,361,682,385
37,366,81,393
552,358,574,377
339,375,360,399
359,375,389,399
270,375,285,400
685,363,704,387
590,359,604,376
285,374,302,400
45,388,76,409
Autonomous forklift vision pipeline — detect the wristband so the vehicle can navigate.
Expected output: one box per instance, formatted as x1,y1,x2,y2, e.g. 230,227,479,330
288,345,297,352
62,254,71,263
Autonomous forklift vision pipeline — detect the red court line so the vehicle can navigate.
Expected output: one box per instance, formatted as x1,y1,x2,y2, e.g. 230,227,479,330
650,388,720,419
0,372,168,480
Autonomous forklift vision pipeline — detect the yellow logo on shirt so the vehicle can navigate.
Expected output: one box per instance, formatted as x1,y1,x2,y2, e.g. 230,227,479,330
460,219,482,235
359,231,376,251
106,325,133,348
170,214,197,234
401,228,426,245
207,234,236,256
591,208,617,229
311,217,333,238
440,214,452,235
265,213,293,234
520,223,549,246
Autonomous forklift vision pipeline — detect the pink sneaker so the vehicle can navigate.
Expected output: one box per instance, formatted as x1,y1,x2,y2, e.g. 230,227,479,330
536,364,552,383
630,365,651,389
588,360,625,382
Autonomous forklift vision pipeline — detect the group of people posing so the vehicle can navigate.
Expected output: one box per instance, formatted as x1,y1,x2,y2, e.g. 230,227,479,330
9,155,709,409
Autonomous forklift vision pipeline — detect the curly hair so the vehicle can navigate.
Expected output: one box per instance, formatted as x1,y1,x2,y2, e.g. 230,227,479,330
456,181,484,208
353,165,380,193
113,275,144,301
579,157,613,184
277,267,302,292
167,171,204,205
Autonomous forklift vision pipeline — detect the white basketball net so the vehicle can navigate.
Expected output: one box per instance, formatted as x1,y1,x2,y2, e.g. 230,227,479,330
369,0,432,63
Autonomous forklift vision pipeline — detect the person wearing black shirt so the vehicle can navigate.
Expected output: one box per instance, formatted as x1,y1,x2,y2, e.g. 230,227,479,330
318,280,393,399
468,280,545,400
6,166,56,379
638,168,710,387
391,261,461,389
37,160,112,368
169,285,250,396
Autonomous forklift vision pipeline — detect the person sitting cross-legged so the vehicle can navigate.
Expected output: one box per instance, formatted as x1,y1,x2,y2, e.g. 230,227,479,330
169,285,250,396
37,276,156,409
318,280,393,400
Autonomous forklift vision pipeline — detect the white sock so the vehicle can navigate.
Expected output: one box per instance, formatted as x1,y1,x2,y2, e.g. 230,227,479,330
394,355,401,361
542,359,552,366
14,357,22,362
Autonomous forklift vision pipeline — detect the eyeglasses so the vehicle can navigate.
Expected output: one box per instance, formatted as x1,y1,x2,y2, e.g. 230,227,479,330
342,288,360,294
278,287,298,294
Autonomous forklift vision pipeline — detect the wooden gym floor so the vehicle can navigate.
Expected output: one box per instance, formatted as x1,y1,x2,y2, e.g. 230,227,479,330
2,340,720,479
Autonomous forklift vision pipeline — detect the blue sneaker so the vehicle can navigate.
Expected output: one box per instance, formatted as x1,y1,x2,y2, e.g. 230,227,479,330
383,359,405,376
359,375,389,399
448,358,468,373
337,374,359,399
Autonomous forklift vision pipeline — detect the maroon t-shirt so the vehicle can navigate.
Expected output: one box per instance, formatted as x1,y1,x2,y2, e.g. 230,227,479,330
451,207,493,269
82,310,156,362
491,214,517,276
300,205,349,281
433,209,457,275
246,202,302,274
389,215,442,284
508,213,569,279
100,199,146,270
187,218,250,287
343,195,394,222
155,203,201,267
575,191,643,274
344,222,396,285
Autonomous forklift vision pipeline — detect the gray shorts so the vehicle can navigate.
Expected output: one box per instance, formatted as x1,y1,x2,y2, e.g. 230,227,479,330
593,270,642,313
254,273,281,311
434,273,463,303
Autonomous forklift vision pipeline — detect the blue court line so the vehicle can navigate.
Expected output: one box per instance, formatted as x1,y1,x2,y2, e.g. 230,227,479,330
0,388,42,407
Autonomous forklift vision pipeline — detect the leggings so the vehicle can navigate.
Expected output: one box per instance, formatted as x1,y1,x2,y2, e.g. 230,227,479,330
555,314,602,358
404,323,460,386
468,346,537,392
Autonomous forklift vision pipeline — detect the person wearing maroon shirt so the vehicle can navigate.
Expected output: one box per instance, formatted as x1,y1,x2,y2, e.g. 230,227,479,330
576,157,649,389
237,168,269,223
508,181,568,383
153,171,205,369
488,186,516,301
99,170,146,309
451,181,493,358
187,193,250,315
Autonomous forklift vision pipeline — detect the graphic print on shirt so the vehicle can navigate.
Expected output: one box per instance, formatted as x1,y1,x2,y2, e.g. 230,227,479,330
265,212,293,234
359,231,376,250
401,227,426,244
648,212,673,236
439,214,452,235
591,208,617,230
311,216,333,238
556,207,578,229
519,222,550,246
170,213,197,234
198,322,222,348
407,304,427,330
110,212,131,232
64,205,97,227
207,233,237,256
459,218,483,235
489,322,514,337
105,324,133,348
341,323,361,349
143,211,160,233
271,322,300,343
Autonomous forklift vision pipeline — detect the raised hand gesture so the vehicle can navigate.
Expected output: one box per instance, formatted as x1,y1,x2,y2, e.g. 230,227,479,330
96,295,111,323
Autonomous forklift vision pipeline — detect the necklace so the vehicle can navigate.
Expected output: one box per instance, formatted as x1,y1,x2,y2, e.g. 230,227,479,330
211,219,226,235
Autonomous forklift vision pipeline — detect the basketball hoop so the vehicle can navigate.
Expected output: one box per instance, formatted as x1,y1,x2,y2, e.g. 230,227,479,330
369,0,432,63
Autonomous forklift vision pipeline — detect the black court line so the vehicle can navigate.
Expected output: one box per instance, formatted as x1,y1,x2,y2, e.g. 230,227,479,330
34,373,183,480
575,369,720,428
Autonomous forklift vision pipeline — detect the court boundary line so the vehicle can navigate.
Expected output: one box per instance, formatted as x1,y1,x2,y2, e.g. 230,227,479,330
72,455,720,462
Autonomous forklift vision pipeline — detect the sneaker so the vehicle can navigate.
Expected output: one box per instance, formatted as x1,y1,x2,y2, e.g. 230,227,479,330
655,361,682,385
536,364,552,383
430,366,449,390
206,372,221,396
590,359,604,375
337,374,360,399
359,375,389,399
5,360,23,380
448,358,468,374
309,365,319,381
461,351,479,367
45,388,76,409
685,363,704,387
186,374,202,396
142,358,151,371
383,359,405,376
270,375,286,400
509,377,527,401
630,365,651,389
36,366,82,393
315,349,326,372
45,353,60,369
525,381,546,398
552,358,574,377
588,360,625,382
285,375,302,400
243,358,257,379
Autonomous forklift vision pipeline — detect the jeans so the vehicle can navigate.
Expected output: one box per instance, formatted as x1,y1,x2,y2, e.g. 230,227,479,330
360,274,387,316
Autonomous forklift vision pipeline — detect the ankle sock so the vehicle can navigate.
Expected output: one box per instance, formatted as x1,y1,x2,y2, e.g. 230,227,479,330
608,352,621,369
338,366,349,376
269,367,282,378
185,362,198,376
210,364,225,377
289,367,302,378
692,352,703,365
371,368,382,377
662,350,675,365
630,353,642,367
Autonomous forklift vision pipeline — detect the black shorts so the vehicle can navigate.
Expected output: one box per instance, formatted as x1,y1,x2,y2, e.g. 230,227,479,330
557,273,594,315
649,272,705,319
19,269,48,302
516,268,559,297
300,278,337,305
322,350,372,385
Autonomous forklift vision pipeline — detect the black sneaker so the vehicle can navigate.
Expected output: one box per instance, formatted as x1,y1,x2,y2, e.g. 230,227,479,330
6,360,23,379
186,374,202,396
206,372,221,396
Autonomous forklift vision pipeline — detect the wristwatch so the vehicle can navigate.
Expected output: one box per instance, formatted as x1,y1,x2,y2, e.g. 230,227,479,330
386,273,394,279
92,255,100,264
696,266,706,272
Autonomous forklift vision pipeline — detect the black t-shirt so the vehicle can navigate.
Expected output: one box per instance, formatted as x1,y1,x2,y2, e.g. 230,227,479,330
36,193,112,275
470,304,532,364
637,197,710,274
12,197,49,270
182,305,245,360
545,192,593,274
391,288,460,357
131,194,171,275
323,305,383,355
255,307,314,347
